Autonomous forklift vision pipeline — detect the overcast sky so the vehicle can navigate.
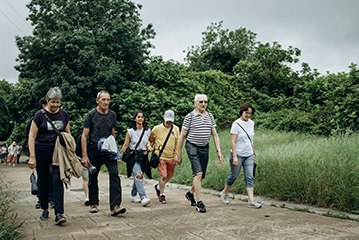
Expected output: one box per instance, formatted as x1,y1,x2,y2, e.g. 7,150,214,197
1,0,358,84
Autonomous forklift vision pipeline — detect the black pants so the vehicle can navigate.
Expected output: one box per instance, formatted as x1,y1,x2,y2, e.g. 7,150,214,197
88,144,122,210
36,148,64,215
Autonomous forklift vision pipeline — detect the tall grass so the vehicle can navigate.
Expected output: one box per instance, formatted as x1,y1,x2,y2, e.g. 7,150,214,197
0,175,23,239
117,128,358,213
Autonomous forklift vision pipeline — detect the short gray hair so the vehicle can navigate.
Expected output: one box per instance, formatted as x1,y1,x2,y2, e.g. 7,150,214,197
194,94,207,102
46,87,62,100
97,90,109,99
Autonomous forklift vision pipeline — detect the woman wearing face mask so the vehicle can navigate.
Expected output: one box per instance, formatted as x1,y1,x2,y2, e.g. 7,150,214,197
120,110,152,207
220,102,262,208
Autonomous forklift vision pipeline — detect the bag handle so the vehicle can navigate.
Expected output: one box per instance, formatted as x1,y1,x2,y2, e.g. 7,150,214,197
41,109,66,148
158,124,173,157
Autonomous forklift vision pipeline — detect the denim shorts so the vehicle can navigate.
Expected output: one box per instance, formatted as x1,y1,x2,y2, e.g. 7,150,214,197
185,141,209,179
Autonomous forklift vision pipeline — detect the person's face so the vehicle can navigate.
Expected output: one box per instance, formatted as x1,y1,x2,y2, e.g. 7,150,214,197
164,121,173,128
195,96,208,112
134,112,144,125
47,98,61,113
96,93,110,111
241,107,253,121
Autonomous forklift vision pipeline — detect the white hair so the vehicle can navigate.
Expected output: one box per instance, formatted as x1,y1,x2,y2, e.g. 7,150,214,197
97,90,109,99
46,87,62,100
194,94,207,102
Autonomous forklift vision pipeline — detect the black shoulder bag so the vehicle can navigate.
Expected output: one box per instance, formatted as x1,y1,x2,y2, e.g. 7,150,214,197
122,128,145,163
41,109,66,148
150,125,173,168
236,122,257,177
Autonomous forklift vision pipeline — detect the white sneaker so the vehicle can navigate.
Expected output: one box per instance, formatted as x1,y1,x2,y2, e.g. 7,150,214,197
248,199,262,208
130,196,141,203
220,191,229,205
141,197,151,206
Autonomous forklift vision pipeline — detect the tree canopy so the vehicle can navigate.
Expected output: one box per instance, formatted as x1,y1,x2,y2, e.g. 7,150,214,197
15,0,155,114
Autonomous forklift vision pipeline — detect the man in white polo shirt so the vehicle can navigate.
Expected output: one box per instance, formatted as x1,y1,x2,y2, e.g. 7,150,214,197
175,94,223,213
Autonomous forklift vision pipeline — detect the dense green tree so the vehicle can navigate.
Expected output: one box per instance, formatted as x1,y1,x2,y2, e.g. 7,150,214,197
185,21,257,73
14,0,155,121
233,42,301,98
0,80,14,139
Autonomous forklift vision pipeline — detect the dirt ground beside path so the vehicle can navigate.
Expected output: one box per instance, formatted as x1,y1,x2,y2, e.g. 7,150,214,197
1,160,359,239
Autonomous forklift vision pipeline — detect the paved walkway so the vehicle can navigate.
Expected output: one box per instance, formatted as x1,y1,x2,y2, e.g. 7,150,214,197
1,158,359,239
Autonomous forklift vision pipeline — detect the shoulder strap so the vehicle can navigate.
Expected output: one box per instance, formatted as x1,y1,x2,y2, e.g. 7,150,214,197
158,125,173,157
235,122,253,148
41,109,66,148
134,128,146,150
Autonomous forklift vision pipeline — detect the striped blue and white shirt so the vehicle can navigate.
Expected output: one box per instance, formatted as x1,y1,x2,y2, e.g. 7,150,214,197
182,110,216,146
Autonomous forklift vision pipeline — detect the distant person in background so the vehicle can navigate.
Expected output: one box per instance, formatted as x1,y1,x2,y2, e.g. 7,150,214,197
220,102,261,208
28,87,70,225
148,110,180,204
8,141,18,167
2,143,8,164
176,94,224,213
17,142,22,164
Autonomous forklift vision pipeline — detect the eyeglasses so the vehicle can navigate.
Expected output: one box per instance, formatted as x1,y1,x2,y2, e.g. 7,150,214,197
198,101,208,104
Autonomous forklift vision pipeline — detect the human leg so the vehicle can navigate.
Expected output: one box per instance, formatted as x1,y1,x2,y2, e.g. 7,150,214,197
224,152,243,194
104,158,122,211
87,145,102,206
36,158,51,210
242,154,255,200
51,165,64,215
132,162,147,199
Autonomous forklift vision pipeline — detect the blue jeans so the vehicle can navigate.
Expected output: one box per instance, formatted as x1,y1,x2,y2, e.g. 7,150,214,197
226,152,254,188
131,162,147,199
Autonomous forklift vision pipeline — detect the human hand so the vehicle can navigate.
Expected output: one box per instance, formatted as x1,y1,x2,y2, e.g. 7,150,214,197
117,159,121,166
28,156,36,169
147,146,153,152
217,151,224,164
81,156,89,167
175,155,182,166
233,157,239,167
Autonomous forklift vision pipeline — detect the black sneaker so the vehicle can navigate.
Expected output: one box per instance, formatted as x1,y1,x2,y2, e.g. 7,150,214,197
196,201,206,213
35,201,41,209
154,183,160,197
40,210,49,220
185,191,196,206
55,213,66,225
49,200,55,209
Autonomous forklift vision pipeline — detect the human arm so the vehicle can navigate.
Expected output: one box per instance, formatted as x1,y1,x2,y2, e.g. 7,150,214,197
231,133,239,167
81,128,90,167
211,127,223,164
175,129,188,165
28,121,38,169
147,131,154,152
112,127,116,139
120,132,130,153
64,122,70,134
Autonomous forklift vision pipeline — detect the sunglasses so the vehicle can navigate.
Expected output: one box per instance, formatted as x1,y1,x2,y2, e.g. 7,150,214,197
198,101,208,104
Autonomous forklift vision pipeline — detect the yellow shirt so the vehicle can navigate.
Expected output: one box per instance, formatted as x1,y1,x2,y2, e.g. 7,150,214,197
151,123,179,160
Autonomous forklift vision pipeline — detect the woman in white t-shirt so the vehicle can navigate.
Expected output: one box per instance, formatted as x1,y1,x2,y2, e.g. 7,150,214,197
120,110,152,207
220,102,262,208
8,141,18,167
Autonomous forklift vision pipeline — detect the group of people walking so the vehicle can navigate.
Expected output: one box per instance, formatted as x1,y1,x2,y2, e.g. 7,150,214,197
1,142,22,166
27,87,261,226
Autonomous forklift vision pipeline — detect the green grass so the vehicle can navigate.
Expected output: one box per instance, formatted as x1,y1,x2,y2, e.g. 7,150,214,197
117,128,359,213
0,175,23,239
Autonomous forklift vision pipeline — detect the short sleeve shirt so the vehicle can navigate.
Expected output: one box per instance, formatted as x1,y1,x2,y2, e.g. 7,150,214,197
151,123,179,160
231,118,254,157
127,128,151,151
182,110,216,146
83,108,117,144
33,108,70,148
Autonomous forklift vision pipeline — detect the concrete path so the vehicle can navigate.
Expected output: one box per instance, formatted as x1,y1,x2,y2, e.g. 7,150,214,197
1,158,359,239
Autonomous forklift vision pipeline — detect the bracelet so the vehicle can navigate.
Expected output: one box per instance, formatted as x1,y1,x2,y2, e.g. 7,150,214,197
217,149,221,152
